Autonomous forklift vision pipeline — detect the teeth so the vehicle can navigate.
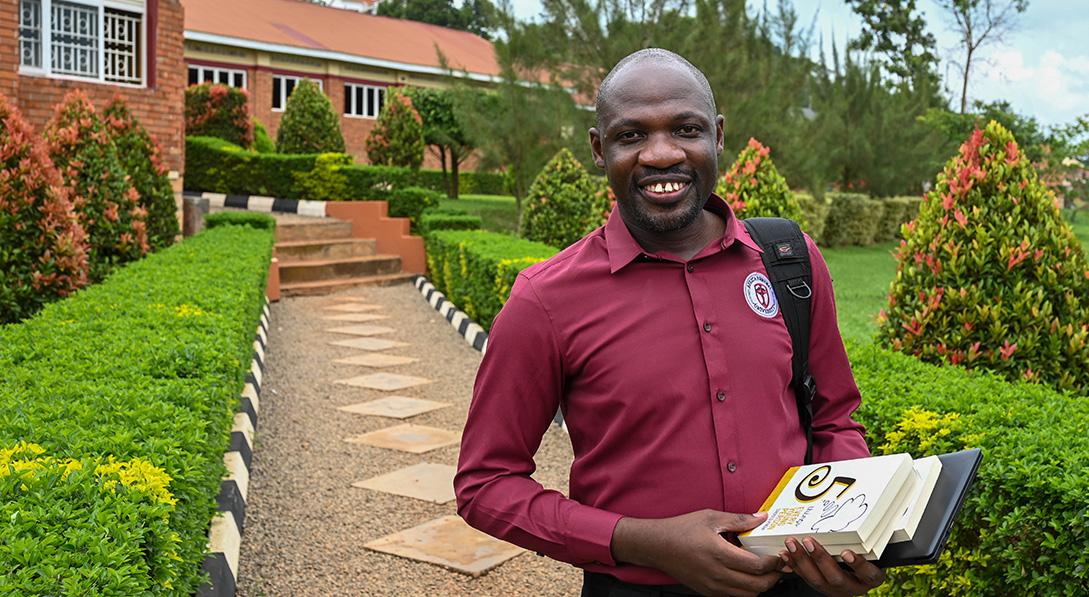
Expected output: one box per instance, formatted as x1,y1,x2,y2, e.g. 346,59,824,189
647,182,684,193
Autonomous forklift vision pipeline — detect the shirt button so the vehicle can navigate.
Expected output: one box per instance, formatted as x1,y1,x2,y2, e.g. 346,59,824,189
703,322,712,332
728,462,737,473
716,391,726,402
686,264,694,273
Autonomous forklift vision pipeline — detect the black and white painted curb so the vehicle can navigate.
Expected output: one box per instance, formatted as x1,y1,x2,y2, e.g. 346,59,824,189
412,275,488,354
196,299,270,597
183,191,329,217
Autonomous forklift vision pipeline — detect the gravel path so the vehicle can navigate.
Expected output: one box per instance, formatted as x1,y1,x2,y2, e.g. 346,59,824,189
235,282,582,596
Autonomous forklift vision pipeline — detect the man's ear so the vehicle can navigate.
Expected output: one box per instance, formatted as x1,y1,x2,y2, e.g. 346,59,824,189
715,115,725,156
589,128,606,169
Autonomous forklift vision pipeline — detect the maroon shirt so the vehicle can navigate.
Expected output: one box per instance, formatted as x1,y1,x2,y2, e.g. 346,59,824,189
455,195,869,585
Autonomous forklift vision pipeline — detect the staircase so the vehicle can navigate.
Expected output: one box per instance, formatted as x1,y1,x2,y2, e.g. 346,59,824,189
275,215,415,296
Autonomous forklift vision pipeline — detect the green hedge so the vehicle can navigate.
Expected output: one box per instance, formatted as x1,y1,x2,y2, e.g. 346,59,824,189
0,224,274,595
424,229,557,330
419,207,482,236
849,341,1089,595
794,193,922,248
204,211,277,231
796,193,831,245
414,169,509,196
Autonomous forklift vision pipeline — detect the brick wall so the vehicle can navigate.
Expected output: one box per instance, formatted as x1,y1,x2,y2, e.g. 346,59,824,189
5,1,187,184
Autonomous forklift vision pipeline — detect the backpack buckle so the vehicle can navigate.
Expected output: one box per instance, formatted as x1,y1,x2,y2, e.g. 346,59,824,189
787,278,812,299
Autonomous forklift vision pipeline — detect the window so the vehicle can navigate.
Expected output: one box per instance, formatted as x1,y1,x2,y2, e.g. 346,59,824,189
188,66,247,89
344,83,386,118
272,75,322,111
19,0,145,85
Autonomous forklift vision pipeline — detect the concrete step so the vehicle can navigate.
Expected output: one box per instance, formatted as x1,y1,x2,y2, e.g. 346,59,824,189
280,273,417,297
275,218,354,242
276,238,378,262
278,255,402,285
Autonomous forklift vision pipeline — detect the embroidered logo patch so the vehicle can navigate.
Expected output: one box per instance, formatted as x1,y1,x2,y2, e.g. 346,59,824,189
744,272,779,318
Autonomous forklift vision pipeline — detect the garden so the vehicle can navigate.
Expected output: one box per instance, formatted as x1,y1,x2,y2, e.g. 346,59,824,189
2,27,1089,595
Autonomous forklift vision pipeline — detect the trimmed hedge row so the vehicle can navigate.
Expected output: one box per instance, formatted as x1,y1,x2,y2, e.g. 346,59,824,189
796,193,924,247
424,229,557,330
413,169,509,197
0,223,274,595
418,207,483,236
849,341,1089,595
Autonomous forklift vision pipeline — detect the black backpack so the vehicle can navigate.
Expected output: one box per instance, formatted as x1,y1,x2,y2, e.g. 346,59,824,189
742,217,816,465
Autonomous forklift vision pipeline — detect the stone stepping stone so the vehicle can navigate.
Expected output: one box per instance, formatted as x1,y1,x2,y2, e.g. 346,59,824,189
325,324,395,336
352,462,456,503
337,396,449,419
334,373,433,391
331,338,408,351
365,515,524,577
333,353,418,368
325,303,383,313
345,424,459,453
322,313,389,323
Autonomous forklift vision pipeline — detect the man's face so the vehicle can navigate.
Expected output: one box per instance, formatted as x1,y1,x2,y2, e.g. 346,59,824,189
590,61,724,236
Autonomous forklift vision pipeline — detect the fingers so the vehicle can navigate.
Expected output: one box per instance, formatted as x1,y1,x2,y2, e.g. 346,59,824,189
840,550,887,590
712,510,769,534
779,537,884,596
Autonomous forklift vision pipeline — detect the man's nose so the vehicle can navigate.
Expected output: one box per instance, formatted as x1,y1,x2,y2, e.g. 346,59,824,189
638,133,684,168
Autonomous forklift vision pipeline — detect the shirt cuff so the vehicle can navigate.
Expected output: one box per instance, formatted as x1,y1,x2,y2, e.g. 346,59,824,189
567,505,624,566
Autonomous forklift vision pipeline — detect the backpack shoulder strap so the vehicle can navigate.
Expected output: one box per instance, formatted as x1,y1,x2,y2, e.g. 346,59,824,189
741,217,816,465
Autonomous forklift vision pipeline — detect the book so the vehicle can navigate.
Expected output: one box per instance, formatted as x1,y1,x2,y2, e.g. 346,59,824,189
890,455,943,544
739,453,915,557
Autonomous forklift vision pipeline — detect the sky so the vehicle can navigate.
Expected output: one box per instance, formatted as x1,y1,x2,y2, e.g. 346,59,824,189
505,0,1089,129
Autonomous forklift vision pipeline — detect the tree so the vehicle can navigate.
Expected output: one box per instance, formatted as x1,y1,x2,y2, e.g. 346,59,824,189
403,86,476,198
937,0,1029,113
844,0,939,83
378,0,493,39
275,79,346,154
185,82,254,149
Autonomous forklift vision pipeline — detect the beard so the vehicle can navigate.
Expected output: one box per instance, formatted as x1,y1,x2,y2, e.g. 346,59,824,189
623,168,708,233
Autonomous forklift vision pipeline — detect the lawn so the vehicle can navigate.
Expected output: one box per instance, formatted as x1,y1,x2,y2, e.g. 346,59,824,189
439,194,520,234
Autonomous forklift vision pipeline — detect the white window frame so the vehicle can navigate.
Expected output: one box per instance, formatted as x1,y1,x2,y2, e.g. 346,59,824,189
19,0,147,87
272,75,323,111
344,82,386,119
188,65,247,90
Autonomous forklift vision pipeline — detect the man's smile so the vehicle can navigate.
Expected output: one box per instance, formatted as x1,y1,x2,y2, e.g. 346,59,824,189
639,180,690,203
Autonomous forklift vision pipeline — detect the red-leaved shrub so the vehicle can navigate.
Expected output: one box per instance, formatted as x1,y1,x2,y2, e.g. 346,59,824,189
0,92,89,323
45,90,149,282
185,83,254,149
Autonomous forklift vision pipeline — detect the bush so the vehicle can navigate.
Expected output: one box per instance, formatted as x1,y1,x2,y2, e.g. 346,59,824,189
275,79,346,155
0,224,273,595
795,192,830,245
46,90,149,282
185,83,254,149
365,90,424,170
415,169,509,196
389,186,442,228
252,118,275,154
820,193,870,247
425,229,557,329
0,93,89,324
419,207,483,236
716,138,804,224
293,153,355,202
204,211,277,231
876,121,1089,394
847,198,885,246
848,342,1089,595
521,148,612,249
104,95,181,252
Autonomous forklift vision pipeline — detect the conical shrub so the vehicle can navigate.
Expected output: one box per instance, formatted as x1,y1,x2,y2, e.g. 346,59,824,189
0,93,89,323
45,90,148,282
364,90,424,169
521,148,612,249
717,138,804,224
185,82,254,149
276,79,345,155
876,121,1089,393
104,95,180,251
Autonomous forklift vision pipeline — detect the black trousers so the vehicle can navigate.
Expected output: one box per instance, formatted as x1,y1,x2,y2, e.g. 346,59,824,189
581,571,824,597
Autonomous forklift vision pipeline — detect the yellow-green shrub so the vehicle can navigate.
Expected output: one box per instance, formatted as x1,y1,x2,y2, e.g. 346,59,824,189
521,148,612,249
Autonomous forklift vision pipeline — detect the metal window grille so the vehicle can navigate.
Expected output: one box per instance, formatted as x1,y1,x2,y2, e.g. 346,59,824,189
51,1,99,78
20,0,43,68
104,8,141,84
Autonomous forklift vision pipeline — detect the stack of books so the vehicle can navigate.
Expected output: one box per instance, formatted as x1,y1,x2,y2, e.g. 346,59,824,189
739,453,944,561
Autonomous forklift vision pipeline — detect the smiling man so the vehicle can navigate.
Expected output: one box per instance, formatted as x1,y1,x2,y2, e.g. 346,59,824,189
455,49,885,597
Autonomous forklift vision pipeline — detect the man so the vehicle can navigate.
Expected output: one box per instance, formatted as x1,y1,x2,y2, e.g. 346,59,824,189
454,48,886,597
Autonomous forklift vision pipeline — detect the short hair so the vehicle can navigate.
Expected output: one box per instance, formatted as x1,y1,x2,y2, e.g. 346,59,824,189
595,48,717,128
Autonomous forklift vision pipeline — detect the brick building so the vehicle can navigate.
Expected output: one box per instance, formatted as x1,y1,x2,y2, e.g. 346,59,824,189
182,0,501,168
4,0,187,187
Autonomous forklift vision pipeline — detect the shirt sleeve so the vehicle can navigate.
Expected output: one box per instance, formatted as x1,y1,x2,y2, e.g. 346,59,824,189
804,234,872,463
454,273,623,567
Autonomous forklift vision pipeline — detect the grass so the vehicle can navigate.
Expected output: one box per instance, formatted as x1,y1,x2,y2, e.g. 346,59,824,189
438,194,520,234
822,242,898,344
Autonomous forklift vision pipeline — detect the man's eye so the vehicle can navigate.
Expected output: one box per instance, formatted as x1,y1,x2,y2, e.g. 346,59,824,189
678,125,700,135
617,131,642,141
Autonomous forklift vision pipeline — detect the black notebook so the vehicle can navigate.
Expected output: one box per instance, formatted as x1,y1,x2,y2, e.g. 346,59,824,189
876,448,983,568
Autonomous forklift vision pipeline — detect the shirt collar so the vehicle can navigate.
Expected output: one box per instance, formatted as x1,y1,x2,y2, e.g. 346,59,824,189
605,193,762,273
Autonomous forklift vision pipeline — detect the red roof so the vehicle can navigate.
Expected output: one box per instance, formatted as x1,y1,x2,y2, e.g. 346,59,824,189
182,0,500,77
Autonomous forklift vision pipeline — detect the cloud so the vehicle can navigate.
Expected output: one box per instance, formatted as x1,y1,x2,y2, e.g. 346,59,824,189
973,49,1089,126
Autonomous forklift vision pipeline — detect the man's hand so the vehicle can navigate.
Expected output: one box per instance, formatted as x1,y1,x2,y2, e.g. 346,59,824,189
778,537,886,596
611,510,783,597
